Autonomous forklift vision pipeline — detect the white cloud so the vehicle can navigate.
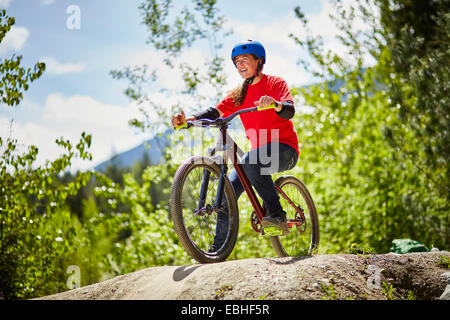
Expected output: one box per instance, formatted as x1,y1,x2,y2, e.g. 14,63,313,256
42,0,55,5
1,94,145,171
40,56,85,75
307,0,339,40
226,3,341,51
0,118,65,167
122,47,209,92
121,47,231,109
0,0,11,9
0,26,29,55
306,0,378,66
43,94,144,170
20,98,41,111
228,0,378,72
226,13,302,51
43,93,141,129
263,54,310,87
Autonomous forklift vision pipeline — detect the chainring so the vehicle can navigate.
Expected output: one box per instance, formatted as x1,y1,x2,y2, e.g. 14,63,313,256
250,211,262,233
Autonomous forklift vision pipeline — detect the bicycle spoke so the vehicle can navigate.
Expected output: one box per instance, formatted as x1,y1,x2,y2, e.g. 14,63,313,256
180,165,224,252
272,178,317,257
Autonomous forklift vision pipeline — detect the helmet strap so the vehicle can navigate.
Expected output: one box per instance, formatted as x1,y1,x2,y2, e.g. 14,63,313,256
245,59,263,84
245,75,256,85
254,60,263,79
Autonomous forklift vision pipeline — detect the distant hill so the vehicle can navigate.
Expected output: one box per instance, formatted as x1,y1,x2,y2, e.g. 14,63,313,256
94,129,171,172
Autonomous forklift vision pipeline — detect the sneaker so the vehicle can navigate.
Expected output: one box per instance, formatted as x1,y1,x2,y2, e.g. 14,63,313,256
208,246,218,253
261,214,289,236
207,242,222,253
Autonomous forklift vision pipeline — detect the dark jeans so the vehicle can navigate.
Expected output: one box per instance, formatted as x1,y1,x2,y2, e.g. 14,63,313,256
213,142,298,248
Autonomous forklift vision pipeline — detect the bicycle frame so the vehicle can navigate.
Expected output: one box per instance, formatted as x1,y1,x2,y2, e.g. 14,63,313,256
177,105,306,232
198,122,306,232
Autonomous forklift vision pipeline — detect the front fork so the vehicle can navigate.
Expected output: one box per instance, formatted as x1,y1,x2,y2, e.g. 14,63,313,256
195,149,228,215
214,163,227,209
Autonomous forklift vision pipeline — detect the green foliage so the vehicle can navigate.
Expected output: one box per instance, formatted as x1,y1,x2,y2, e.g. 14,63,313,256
437,255,450,269
407,290,416,300
0,9,95,299
0,134,93,299
92,161,193,275
110,0,231,133
382,281,397,300
348,243,376,256
2,0,449,300
320,281,337,300
289,0,449,253
214,283,233,299
0,10,45,107
377,0,450,199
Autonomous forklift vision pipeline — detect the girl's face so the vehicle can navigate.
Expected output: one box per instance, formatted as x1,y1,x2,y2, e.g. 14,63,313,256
234,54,260,79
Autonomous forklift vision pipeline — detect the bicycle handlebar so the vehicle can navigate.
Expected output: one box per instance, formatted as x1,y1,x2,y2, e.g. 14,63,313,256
174,103,276,130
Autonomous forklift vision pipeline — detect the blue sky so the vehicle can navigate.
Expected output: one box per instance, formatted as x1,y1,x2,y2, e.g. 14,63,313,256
0,0,353,171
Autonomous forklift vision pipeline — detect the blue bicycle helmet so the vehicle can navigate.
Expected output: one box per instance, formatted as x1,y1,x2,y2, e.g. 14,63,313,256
231,40,266,64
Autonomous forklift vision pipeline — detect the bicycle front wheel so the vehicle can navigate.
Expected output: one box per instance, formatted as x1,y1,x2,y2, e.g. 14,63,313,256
270,175,319,257
170,156,239,263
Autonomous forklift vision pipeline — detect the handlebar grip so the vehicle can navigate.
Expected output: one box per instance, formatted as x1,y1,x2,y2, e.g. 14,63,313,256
256,103,276,111
174,122,188,130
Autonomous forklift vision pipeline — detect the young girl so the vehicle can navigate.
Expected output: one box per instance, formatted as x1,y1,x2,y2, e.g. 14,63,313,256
171,40,299,252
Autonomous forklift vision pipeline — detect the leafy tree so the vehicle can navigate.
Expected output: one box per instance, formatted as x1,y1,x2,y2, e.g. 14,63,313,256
0,10,94,299
110,0,231,133
0,10,45,106
377,0,450,198
0,133,93,299
289,0,448,252
92,149,193,274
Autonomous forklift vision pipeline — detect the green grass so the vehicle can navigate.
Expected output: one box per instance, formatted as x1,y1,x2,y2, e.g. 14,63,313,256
437,255,450,269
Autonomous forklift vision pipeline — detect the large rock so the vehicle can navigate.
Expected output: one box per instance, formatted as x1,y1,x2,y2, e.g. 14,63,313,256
37,252,449,300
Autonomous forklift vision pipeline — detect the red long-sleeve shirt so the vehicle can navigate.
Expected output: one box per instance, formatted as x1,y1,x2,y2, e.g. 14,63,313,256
216,74,299,155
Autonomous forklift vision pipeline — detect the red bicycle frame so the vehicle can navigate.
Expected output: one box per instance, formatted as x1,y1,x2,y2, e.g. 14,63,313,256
206,125,305,233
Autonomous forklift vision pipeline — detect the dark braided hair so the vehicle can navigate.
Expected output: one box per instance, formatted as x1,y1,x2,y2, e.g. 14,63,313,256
232,54,263,107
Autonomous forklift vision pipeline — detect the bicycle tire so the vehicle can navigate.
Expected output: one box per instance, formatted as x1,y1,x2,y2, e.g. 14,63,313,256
269,175,319,257
170,156,239,263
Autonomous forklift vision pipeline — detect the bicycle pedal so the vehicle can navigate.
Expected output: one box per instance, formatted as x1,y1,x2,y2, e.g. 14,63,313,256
262,226,284,237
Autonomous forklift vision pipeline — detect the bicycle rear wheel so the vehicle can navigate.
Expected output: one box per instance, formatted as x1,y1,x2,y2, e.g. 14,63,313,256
170,156,239,263
270,175,319,257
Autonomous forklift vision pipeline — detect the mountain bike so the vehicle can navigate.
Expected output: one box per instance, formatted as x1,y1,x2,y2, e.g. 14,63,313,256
170,104,319,263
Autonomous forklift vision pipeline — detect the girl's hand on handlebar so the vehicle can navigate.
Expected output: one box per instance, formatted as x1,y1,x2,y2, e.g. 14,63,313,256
254,95,282,112
171,111,196,128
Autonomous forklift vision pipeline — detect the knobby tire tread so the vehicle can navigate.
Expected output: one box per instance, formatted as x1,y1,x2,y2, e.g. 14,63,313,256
270,175,320,257
170,156,239,263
